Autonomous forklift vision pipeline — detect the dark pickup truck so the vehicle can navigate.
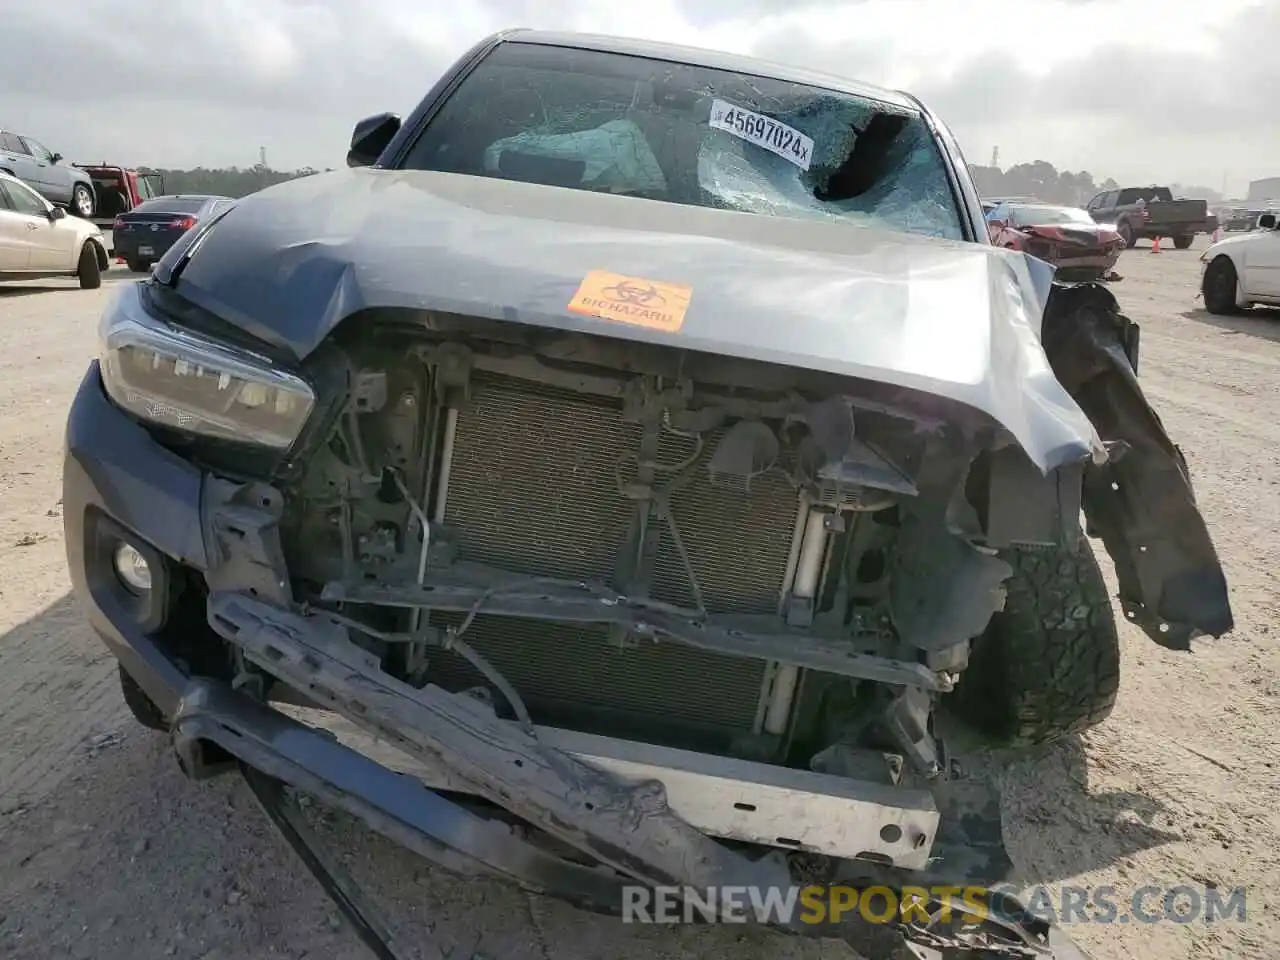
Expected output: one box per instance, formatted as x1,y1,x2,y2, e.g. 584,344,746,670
1085,186,1210,249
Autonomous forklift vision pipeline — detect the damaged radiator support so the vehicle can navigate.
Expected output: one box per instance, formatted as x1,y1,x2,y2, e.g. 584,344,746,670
208,591,792,894
211,591,942,870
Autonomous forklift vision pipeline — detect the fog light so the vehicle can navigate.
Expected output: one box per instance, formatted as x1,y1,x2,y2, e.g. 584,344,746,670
113,542,152,593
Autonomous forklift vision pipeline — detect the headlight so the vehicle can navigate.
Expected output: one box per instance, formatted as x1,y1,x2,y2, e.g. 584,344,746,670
98,282,315,450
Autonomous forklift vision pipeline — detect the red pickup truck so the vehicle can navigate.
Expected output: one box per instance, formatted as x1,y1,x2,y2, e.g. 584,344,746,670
72,164,165,250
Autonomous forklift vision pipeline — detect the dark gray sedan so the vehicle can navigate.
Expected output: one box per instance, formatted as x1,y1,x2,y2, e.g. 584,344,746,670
111,194,234,272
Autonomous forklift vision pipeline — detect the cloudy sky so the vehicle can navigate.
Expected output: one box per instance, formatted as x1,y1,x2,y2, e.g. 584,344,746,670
2,0,1275,194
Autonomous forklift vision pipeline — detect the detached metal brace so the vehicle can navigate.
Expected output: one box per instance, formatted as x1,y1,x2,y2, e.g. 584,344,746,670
240,764,405,960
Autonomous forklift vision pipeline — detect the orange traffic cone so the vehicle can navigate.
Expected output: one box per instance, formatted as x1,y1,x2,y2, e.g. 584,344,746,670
1151,235,1161,253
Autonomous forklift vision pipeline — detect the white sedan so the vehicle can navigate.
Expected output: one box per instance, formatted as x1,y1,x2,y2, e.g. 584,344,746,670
0,170,109,288
1200,212,1280,314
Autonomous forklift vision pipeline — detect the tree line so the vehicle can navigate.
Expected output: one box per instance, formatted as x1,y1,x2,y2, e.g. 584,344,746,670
139,160,1223,207
968,160,1221,207
138,163,327,198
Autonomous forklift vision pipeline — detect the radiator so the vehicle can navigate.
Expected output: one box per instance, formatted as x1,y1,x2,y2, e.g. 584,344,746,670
425,373,801,737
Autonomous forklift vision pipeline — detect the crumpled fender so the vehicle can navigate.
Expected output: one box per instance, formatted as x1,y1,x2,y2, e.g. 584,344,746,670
1039,282,1233,649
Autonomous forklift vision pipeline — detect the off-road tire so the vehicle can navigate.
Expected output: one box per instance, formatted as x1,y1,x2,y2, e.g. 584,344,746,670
76,242,101,289
125,256,148,274
71,182,96,219
951,540,1120,748
118,665,169,732
1202,256,1240,315
1172,234,1195,250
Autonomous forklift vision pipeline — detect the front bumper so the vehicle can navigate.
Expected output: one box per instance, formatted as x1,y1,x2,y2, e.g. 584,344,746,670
64,363,1094,955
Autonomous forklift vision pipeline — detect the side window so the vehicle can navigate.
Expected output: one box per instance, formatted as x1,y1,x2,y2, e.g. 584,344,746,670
2,179,48,216
0,132,31,154
1087,193,1104,210
21,138,53,163
0,182,14,211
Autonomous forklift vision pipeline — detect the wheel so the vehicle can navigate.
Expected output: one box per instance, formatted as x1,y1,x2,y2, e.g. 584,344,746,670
70,182,96,218
1202,256,1240,315
125,256,148,273
950,540,1120,748
1118,221,1136,248
1172,234,1194,250
76,242,102,289
118,665,169,732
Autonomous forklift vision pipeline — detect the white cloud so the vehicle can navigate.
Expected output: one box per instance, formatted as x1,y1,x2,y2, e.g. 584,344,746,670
0,0,1273,194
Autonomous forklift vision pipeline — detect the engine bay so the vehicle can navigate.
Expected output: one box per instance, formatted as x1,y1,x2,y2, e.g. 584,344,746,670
275,317,1024,783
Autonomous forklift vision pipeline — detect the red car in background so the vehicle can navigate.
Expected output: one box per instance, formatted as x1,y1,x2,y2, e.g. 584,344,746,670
72,163,165,246
986,201,1124,281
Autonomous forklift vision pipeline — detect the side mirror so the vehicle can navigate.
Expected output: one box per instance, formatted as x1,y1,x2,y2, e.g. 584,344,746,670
347,113,401,168
48,206,66,221
50,152,63,163
1257,213,1277,231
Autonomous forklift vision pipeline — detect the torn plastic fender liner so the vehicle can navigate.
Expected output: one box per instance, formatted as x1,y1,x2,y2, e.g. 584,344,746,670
1039,283,1233,648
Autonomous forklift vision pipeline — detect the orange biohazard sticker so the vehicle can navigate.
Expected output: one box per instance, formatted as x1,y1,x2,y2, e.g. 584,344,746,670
566,270,693,333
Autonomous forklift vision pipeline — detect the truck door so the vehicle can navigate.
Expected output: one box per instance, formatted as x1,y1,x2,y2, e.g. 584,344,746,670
18,137,72,206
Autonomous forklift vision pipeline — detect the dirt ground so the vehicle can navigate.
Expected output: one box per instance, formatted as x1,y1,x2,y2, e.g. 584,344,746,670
1,239,1277,960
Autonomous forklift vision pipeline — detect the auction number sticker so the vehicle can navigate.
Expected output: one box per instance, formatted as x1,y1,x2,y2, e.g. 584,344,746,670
709,98,814,171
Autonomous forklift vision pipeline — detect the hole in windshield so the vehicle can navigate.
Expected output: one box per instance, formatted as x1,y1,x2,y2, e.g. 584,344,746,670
401,42,963,240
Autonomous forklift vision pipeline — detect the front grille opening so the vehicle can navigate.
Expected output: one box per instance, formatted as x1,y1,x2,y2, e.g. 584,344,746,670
426,372,802,747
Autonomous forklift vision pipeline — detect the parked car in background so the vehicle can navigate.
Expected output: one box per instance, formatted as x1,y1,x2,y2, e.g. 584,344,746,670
0,129,97,218
0,171,108,288
112,194,233,272
1084,186,1209,249
73,163,165,239
1222,207,1258,232
986,201,1124,280
1220,205,1278,233
1200,212,1280,314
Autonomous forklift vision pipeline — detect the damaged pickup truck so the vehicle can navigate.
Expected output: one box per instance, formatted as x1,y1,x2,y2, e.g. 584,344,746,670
64,29,1232,959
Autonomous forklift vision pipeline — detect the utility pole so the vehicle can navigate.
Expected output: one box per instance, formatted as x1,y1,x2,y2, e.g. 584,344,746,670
991,146,999,168
259,146,268,170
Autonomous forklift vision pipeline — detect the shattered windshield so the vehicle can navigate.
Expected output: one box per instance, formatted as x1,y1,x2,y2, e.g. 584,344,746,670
402,42,964,240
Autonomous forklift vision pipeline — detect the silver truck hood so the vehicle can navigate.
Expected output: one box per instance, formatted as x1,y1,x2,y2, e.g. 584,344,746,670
167,168,1103,472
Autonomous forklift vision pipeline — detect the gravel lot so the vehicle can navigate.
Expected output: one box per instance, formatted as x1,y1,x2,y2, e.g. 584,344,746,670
1,241,1277,960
